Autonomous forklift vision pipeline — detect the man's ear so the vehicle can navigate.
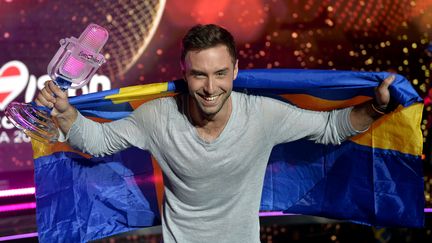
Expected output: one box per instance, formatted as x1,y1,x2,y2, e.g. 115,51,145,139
233,59,239,80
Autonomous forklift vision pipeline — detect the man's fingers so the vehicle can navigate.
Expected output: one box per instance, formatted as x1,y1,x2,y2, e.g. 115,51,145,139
35,94,53,108
34,98,42,106
378,75,395,90
46,80,68,99
374,75,395,107
44,80,51,88
40,87,56,103
43,81,56,97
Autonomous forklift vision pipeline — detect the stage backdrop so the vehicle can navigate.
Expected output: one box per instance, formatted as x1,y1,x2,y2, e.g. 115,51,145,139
0,0,431,205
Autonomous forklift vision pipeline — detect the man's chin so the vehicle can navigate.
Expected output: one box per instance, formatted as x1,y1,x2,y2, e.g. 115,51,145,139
199,106,220,118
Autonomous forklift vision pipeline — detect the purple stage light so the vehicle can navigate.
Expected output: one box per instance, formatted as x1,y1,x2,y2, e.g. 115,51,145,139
0,232,38,242
0,202,36,213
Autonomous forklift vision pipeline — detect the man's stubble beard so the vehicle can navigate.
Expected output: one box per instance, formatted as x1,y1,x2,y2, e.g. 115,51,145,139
193,90,232,119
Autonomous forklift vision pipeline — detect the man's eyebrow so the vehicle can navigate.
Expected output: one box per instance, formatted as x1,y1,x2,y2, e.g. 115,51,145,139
189,69,207,76
215,68,229,74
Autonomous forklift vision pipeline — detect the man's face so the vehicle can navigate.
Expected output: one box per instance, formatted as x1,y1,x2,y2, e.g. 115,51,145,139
182,44,238,118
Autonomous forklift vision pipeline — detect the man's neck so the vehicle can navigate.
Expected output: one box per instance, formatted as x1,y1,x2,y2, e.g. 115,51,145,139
188,96,232,142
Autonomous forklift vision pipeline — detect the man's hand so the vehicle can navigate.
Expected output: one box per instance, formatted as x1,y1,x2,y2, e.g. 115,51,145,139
374,75,395,107
34,80,77,134
350,75,396,131
35,80,73,117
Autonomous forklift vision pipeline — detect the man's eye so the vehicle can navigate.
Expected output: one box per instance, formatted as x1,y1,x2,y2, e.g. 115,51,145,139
192,73,205,78
216,72,226,77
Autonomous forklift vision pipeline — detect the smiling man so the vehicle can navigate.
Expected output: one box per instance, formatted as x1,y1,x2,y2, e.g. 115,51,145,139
36,24,394,243
182,41,237,141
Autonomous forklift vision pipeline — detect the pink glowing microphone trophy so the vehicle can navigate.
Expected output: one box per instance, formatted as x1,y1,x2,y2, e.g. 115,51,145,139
5,23,109,143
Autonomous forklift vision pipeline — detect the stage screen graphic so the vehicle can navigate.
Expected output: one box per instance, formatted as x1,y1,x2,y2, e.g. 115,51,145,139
0,0,431,206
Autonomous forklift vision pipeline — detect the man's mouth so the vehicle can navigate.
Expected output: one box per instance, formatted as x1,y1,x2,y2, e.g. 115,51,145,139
197,93,223,106
202,95,218,101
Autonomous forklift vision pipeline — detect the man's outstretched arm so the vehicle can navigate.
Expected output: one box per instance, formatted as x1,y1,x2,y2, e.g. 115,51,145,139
34,80,149,156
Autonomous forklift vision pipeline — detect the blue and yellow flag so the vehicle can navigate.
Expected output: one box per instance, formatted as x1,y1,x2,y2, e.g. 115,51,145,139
32,69,424,242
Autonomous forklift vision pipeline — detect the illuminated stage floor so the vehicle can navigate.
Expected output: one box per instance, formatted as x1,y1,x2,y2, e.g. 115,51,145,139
0,211,431,243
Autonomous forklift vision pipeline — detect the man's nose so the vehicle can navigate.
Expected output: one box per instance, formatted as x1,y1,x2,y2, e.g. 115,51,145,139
204,78,214,94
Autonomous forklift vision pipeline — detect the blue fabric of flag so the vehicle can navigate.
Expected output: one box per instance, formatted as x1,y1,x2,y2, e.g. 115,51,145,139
32,69,424,242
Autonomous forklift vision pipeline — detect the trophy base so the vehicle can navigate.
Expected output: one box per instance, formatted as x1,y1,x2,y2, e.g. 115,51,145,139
5,102,59,143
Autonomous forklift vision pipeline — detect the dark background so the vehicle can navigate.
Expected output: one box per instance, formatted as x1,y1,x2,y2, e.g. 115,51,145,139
0,0,431,242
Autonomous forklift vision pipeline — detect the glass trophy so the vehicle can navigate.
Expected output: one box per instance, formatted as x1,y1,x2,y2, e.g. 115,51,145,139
5,23,109,143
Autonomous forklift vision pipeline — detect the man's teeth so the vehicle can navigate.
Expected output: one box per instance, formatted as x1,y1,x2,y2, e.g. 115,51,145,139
203,95,218,101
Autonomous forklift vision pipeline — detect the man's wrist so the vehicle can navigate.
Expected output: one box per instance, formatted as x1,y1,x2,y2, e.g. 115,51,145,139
55,106,78,136
56,106,77,123
371,101,387,115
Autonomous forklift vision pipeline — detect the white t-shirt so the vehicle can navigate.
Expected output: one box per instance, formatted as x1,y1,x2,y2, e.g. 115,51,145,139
66,91,359,243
